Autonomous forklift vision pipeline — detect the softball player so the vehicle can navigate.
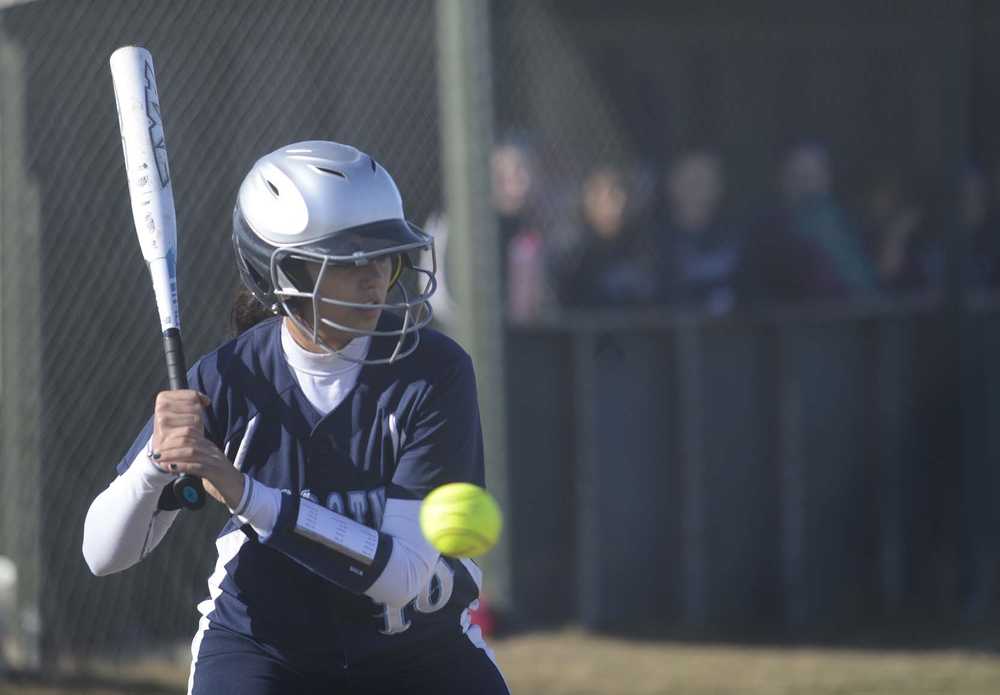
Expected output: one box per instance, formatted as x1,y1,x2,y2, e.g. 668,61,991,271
83,141,509,694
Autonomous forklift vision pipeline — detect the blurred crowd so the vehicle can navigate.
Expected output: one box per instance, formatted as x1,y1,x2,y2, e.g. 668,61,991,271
425,137,1000,322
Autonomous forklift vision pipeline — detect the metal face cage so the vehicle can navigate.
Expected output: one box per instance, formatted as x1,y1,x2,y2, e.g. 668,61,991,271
270,239,438,364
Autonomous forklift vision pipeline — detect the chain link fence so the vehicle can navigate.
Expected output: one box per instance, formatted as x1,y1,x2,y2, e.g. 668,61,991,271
0,0,441,666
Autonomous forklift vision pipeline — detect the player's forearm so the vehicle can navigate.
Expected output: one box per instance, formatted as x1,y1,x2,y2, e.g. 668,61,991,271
362,499,439,606
239,481,437,603
259,491,393,593
83,444,179,576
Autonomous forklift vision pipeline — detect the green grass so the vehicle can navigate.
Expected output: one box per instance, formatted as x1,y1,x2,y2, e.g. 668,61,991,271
4,629,1000,694
493,629,1000,694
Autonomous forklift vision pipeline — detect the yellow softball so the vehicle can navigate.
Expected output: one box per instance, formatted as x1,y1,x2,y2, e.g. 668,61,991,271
419,483,502,558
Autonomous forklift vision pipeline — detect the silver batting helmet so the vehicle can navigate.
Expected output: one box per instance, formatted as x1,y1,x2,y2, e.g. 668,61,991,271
232,141,436,364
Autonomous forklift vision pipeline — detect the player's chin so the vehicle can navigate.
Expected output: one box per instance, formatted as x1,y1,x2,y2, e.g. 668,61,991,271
337,306,382,334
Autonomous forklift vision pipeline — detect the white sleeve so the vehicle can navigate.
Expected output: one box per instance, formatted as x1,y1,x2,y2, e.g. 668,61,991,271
82,438,181,576
363,499,439,606
234,475,280,540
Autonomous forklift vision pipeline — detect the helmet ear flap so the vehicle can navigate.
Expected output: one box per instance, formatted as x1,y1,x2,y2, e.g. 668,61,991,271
233,219,279,309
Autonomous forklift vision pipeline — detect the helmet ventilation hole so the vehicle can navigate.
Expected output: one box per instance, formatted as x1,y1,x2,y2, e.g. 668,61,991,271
312,166,347,179
265,179,280,197
369,157,377,173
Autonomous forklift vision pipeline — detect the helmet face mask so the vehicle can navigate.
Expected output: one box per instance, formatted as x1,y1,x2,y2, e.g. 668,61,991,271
271,243,437,364
231,141,438,364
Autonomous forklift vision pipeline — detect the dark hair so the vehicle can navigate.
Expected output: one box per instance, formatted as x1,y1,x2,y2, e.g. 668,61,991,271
230,287,280,336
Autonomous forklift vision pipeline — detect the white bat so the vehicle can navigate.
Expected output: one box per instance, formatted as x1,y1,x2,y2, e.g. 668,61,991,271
110,46,204,510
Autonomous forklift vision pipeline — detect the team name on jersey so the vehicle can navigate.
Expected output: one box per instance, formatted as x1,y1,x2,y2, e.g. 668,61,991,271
295,486,387,530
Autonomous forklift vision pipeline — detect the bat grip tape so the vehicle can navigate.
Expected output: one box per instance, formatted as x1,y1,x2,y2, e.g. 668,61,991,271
163,328,189,390
161,327,206,510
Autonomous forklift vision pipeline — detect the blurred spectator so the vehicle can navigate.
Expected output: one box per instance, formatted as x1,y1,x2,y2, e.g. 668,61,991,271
493,138,549,320
745,143,878,303
862,169,941,292
966,166,998,288
421,135,552,327
557,165,656,307
656,150,741,313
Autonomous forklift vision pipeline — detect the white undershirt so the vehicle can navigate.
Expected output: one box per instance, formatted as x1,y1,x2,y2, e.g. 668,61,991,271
82,319,440,607
280,318,368,415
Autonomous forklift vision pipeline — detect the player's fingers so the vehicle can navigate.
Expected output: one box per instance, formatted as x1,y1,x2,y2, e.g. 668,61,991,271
155,444,241,508
154,390,207,415
156,441,227,468
164,458,242,508
156,425,205,449
155,389,203,407
157,459,204,476
154,413,202,430
154,403,204,420
158,456,229,482
153,407,197,431
155,445,200,462
151,439,214,473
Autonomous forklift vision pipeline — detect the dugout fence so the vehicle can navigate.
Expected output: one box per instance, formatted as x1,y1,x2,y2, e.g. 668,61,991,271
507,297,974,632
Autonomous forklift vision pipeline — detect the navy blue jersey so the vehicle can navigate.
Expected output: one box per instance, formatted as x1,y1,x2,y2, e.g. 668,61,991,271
117,314,487,666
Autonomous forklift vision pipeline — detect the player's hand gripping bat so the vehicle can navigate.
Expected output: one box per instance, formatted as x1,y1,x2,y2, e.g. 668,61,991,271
110,46,205,510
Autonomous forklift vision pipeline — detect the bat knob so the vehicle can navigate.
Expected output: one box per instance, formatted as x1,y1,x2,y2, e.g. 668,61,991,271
173,475,206,510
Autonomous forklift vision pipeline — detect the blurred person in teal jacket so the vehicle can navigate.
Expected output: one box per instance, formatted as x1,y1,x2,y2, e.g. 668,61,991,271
745,143,878,303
